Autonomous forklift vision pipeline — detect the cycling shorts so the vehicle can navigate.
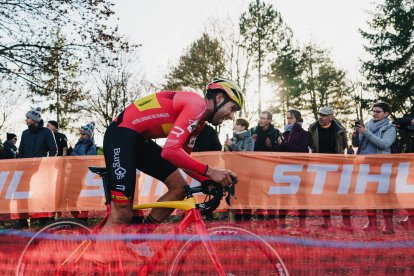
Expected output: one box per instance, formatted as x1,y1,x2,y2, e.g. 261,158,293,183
103,122,177,204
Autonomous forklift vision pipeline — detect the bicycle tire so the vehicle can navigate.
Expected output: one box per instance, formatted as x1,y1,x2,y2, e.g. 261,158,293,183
169,226,289,276
15,219,92,275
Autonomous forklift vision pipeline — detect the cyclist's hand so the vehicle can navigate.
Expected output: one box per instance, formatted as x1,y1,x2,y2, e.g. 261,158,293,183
205,167,237,187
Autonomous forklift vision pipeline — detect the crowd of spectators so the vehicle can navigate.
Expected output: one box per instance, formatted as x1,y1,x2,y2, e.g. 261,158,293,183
1,104,413,231
0,107,97,228
0,107,97,160
195,103,414,234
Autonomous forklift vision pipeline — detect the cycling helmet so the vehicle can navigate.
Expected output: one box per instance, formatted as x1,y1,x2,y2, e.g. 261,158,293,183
205,77,244,123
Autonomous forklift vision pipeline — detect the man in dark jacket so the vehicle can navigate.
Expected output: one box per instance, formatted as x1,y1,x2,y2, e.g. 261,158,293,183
192,124,222,152
250,111,282,220
1,133,18,159
250,111,282,152
18,107,57,158
15,107,57,228
47,120,68,156
308,106,351,231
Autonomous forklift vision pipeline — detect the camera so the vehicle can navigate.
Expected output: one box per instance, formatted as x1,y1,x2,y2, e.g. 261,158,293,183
354,121,361,127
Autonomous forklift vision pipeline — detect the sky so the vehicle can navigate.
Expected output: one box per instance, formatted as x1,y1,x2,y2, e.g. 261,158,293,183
98,0,379,145
8,0,381,147
111,0,378,83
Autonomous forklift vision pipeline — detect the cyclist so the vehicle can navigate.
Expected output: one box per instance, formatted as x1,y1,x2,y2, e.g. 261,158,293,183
102,77,244,236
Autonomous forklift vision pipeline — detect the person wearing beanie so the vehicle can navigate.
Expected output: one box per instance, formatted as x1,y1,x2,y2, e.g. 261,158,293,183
71,121,96,156
18,107,57,158
1,133,18,159
69,121,96,222
16,108,58,228
47,120,68,156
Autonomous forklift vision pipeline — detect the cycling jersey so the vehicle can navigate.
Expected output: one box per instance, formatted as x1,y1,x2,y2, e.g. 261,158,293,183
115,91,208,176
104,91,210,203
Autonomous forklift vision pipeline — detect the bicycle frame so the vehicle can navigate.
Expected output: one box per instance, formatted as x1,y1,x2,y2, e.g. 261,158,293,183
57,196,227,276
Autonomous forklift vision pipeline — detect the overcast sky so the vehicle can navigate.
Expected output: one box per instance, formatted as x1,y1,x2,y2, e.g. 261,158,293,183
111,0,378,83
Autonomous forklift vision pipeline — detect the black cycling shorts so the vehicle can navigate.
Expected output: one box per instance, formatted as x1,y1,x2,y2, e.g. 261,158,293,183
103,122,177,203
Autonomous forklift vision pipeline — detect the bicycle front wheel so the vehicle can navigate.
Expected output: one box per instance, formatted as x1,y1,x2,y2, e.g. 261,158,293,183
16,219,93,275
169,226,289,276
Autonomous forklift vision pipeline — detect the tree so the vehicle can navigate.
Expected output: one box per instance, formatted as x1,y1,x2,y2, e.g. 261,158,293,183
0,0,131,91
87,52,145,134
268,42,304,123
0,76,24,133
239,0,291,112
360,0,414,115
31,30,86,130
164,33,226,92
207,17,252,116
301,44,354,121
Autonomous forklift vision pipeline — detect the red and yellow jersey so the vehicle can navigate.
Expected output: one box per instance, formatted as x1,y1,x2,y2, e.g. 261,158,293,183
115,91,209,178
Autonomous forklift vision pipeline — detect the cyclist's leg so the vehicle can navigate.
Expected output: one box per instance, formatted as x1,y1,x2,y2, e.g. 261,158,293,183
148,169,187,222
135,138,186,223
81,124,142,263
102,123,142,230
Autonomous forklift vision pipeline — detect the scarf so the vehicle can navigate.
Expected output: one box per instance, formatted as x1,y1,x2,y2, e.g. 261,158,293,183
359,117,390,150
284,122,302,132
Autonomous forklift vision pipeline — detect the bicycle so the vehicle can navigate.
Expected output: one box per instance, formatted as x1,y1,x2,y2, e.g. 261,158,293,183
16,166,289,275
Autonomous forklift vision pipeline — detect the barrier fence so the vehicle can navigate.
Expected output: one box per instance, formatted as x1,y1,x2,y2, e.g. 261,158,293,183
0,152,414,215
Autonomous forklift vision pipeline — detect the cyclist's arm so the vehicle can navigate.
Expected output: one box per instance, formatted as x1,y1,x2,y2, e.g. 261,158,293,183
161,96,208,176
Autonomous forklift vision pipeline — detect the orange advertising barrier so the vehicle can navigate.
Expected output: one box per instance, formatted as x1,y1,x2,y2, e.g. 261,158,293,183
0,152,414,214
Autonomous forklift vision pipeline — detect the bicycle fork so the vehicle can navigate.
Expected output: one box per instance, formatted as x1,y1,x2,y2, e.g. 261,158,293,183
191,210,227,276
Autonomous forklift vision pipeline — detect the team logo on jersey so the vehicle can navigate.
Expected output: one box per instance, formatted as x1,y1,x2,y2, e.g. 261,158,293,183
187,137,197,148
133,94,161,111
187,119,199,133
113,148,126,180
171,126,185,138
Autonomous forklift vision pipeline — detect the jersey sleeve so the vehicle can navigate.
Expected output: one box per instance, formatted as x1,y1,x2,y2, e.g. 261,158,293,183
161,93,208,175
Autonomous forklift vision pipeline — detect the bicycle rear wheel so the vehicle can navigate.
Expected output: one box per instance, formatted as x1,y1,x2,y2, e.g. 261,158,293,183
169,226,289,275
16,219,93,275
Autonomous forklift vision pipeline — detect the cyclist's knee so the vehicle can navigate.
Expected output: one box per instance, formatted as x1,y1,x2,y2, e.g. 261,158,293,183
165,184,186,200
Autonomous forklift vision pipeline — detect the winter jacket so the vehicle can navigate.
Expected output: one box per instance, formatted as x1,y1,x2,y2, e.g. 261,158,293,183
193,125,222,152
308,120,348,154
1,140,17,159
18,121,57,158
281,123,310,153
229,130,254,152
352,119,396,154
250,124,282,152
71,138,97,156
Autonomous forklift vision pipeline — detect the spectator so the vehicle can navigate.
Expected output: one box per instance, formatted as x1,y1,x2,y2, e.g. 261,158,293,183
18,107,57,158
69,121,96,221
1,133,18,159
17,107,57,227
278,109,310,230
250,111,282,220
192,124,222,152
352,102,396,234
71,121,97,156
250,111,282,152
309,106,351,230
225,118,254,221
225,118,254,152
47,120,68,156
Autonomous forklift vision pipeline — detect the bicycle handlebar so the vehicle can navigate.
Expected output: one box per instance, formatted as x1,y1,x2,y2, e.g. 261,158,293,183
188,177,238,214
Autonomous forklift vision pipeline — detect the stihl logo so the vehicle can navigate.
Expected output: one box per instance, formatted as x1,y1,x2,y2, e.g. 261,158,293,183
0,171,30,199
